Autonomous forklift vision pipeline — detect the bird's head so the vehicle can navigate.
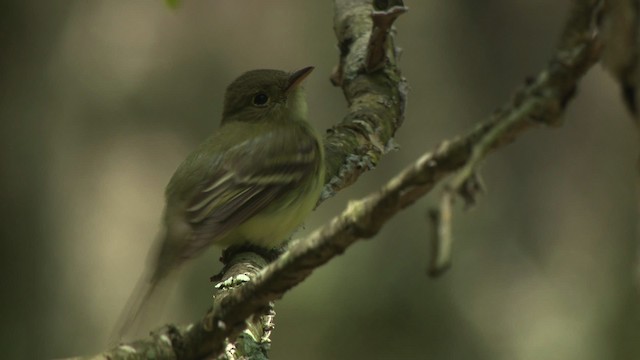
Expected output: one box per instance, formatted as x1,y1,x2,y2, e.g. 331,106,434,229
221,66,314,125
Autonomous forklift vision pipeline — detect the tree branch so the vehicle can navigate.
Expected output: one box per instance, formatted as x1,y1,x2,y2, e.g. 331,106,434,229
324,0,408,202
428,0,604,274
71,0,605,358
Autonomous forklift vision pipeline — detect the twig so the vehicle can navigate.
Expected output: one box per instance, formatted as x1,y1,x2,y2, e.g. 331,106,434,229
366,4,408,72
428,190,453,277
429,0,604,275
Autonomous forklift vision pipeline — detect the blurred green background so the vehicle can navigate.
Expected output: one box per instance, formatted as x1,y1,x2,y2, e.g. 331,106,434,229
2,1,639,359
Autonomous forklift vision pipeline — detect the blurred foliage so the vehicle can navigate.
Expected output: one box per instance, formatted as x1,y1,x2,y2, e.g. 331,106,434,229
1,1,638,360
166,0,180,10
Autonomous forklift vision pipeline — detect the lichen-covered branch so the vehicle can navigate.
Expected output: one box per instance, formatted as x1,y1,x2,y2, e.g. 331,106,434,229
323,0,408,202
71,0,605,358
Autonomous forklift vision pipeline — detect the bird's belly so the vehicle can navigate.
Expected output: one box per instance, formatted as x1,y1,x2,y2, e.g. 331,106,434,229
221,178,322,248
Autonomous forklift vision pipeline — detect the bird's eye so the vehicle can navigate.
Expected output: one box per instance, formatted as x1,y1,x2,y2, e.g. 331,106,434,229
252,93,269,106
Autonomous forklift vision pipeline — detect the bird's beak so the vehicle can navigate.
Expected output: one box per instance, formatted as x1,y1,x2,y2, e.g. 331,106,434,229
286,66,314,93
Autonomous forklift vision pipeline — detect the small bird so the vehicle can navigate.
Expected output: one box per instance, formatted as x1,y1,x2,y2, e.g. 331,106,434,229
113,66,325,341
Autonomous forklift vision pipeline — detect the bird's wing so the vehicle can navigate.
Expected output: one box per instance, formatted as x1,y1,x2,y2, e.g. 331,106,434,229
182,128,320,257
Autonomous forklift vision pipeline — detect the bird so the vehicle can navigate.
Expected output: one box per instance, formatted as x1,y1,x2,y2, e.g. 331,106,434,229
112,66,325,341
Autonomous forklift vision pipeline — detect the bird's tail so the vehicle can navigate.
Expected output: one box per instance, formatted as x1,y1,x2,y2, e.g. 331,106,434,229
108,266,177,346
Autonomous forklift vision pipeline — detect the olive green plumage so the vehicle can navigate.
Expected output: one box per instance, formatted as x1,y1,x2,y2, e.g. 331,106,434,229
113,67,324,341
